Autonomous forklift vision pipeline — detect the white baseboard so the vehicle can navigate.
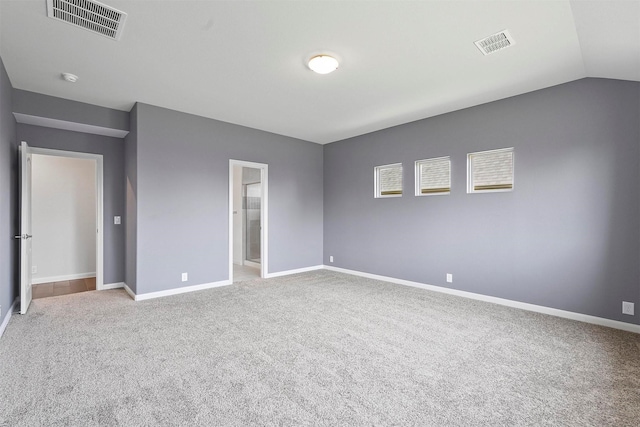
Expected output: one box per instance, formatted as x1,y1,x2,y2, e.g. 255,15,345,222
0,297,19,339
324,265,640,335
125,264,325,302
128,279,233,302
101,282,124,290
264,264,324,279
32,272,96,285
123,283,136,300
243,260,261,269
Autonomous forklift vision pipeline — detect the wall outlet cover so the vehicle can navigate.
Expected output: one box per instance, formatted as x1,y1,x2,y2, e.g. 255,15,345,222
181,273,188,282
330,256,334,263
32,265,37,274
446,273,453,283
622,301,634,315
114,216,121,225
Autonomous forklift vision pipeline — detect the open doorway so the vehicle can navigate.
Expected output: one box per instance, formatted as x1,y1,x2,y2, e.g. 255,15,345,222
23,146,104,305
30,154,96,299
229,160,268,282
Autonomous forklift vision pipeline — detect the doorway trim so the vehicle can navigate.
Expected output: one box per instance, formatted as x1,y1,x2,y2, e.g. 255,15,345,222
229,159,268,281
29,147,105,291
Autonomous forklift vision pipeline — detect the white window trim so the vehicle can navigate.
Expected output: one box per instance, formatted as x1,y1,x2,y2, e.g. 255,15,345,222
467,147,515,194
414,156,451,197
374,163,403,198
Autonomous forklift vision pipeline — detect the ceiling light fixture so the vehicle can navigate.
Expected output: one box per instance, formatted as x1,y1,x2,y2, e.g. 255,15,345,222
61,73,78,83
308,55,339,74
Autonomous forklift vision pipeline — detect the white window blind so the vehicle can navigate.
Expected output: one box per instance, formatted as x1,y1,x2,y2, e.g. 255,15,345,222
415,157,450,195
375,163,403,197
468,148,514,192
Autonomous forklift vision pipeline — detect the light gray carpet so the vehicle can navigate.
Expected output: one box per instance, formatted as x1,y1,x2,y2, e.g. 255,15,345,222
1,270,639,426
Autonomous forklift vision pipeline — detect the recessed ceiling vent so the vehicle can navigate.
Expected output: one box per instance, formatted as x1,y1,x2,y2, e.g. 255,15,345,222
46,0,127,41
474,30,515,55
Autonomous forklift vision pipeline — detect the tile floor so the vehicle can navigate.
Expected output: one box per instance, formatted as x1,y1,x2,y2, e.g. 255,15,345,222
32,277,96,299
233,264,260,282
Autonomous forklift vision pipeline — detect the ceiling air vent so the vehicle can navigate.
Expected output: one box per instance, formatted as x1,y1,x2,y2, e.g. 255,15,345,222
46,0,127,41
474,30,515,55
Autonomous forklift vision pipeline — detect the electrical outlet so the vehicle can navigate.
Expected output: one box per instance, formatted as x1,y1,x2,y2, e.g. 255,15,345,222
181,273,188,282
446,273,453,283
114,216,121,225
329,256,334,263
31,265,37,274
622,301,635,316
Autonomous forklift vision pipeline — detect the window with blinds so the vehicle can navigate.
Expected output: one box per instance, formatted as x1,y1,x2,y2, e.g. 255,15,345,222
468,148,514,193
415,157,450,196
375,163,403,197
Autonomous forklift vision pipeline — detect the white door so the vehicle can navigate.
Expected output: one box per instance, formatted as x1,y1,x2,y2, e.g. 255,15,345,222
18,141,33,314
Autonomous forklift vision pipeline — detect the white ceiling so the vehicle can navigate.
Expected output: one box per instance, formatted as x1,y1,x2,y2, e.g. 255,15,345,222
0,0,638,144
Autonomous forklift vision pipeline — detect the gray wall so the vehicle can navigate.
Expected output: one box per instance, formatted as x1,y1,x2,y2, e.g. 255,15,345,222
132,103,323,294
0,56,17,327
5,68,636,330
16,124,125,285
324,78,640,325
125,104,138,292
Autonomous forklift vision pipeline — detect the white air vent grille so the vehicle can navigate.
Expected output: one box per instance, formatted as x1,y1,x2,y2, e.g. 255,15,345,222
46,0,127,40
475,30,515,55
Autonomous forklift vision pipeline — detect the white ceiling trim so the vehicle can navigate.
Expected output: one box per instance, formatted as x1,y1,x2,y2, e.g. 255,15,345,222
13,113,129,138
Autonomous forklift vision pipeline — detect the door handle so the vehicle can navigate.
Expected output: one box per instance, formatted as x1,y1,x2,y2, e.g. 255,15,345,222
14,234,32,240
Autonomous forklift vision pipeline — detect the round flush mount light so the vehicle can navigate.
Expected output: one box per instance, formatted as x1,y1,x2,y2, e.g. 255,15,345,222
308,55,339,74
61,72,78,83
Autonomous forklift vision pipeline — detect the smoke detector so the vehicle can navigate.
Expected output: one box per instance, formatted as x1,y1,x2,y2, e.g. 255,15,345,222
46,0,128,41
61,72,78,83
475,30,516,55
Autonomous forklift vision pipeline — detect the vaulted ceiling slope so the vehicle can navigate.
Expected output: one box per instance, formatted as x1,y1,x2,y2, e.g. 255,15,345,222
0,1,638,144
